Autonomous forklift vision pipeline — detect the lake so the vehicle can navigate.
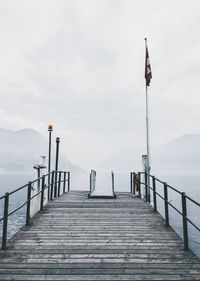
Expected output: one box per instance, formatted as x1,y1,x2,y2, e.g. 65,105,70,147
0,172,200,258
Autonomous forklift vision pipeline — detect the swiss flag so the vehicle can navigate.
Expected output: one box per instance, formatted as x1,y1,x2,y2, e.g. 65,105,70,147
145,41,152,86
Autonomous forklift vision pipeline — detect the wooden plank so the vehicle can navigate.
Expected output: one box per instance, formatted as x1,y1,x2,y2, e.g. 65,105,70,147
0,262,200,269
0,274,200,280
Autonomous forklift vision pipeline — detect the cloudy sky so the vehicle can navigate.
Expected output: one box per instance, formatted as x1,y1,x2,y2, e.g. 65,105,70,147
0,0,200,170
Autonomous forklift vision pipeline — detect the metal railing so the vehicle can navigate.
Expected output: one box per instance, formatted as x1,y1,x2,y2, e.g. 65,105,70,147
111,171,115,196
89,170,96,196
0,170,70,250
130,172,200,251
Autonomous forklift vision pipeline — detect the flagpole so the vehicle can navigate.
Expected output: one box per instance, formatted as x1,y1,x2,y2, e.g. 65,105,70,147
146,83,150,164
144,38,151,202
146,84,150,193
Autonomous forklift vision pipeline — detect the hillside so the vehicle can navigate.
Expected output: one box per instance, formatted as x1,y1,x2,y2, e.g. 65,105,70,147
0,128,83,174
99,134,200,174
98,148,143,172
152,134,200,174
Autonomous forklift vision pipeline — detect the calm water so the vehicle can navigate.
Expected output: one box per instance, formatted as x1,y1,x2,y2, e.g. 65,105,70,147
0,172,200,258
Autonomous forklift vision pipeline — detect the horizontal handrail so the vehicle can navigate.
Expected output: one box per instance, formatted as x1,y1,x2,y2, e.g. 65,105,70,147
166,199,183,217
187,217,200,232
31,175,46,184
140,178,198,218
140,172,182,194
8,172,69,197
8,201,28,217
139,180,183,215
8,183,29,196
185,194,200,207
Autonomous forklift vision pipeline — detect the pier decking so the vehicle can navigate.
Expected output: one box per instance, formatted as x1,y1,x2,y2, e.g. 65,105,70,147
0,190,200,280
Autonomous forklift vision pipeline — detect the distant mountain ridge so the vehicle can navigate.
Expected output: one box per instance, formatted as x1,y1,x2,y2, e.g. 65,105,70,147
1,129,198,175
0,128,83,174
98,147,143,172
99,134,200,174
152,134,200,174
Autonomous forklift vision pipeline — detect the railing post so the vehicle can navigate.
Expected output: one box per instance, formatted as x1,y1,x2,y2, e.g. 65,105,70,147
133,173,136,195
63,172,66,193
54,137,60,198
48,174,50,201
68,172,70,191
54,171,57,198
58,171,61,196
47,174,50,202
148,177,151,203
145,172,148,201
182,192,189,250
138,172,141,197
2,193,9,250
26,182,32,226
50,171,54,200
152,176,157,212
89,173,92,194
164,182,169,226
111,171,114,195
40,176,45,211
130,173,132,193
130,172,134,194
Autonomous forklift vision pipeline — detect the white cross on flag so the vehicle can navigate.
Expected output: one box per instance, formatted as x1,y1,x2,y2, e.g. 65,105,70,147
145,42,152,86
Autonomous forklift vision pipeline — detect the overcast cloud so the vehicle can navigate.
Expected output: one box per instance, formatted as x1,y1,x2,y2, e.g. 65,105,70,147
0,0,200,169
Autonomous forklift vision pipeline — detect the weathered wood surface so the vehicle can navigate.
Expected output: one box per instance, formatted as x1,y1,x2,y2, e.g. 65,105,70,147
0,190,200,280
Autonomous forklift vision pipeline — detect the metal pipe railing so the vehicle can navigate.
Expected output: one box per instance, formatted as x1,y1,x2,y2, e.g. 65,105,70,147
0,170,70,250
131,171,200,251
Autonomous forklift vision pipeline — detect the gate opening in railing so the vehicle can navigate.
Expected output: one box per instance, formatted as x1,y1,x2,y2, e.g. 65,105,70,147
88,170,116,198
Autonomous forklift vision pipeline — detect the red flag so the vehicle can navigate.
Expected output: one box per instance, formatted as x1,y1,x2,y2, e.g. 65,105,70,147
145,40,152,86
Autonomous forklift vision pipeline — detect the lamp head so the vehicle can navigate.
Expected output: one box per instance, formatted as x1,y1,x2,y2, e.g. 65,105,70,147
48,124,53,131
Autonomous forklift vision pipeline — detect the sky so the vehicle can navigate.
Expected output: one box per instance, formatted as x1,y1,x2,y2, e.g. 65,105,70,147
0,0,200,170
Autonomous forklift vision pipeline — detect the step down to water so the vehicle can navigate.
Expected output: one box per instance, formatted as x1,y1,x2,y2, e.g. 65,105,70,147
88,194,117,199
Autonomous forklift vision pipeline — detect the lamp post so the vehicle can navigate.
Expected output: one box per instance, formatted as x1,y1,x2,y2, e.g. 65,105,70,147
48,124,53,200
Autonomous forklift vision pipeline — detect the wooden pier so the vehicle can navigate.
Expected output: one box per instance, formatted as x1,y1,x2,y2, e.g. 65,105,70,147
0,190,200,280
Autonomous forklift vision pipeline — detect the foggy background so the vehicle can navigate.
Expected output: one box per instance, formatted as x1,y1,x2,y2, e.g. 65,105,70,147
0,0,200,258
0,0,200,172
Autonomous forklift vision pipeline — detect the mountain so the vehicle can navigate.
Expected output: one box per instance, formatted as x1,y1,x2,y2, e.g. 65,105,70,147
0,128,83,174
98,148,143,172
152,134,200,174
99,134,200,174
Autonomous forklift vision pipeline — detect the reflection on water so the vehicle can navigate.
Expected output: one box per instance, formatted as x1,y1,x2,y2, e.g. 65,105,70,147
0,172,199,258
